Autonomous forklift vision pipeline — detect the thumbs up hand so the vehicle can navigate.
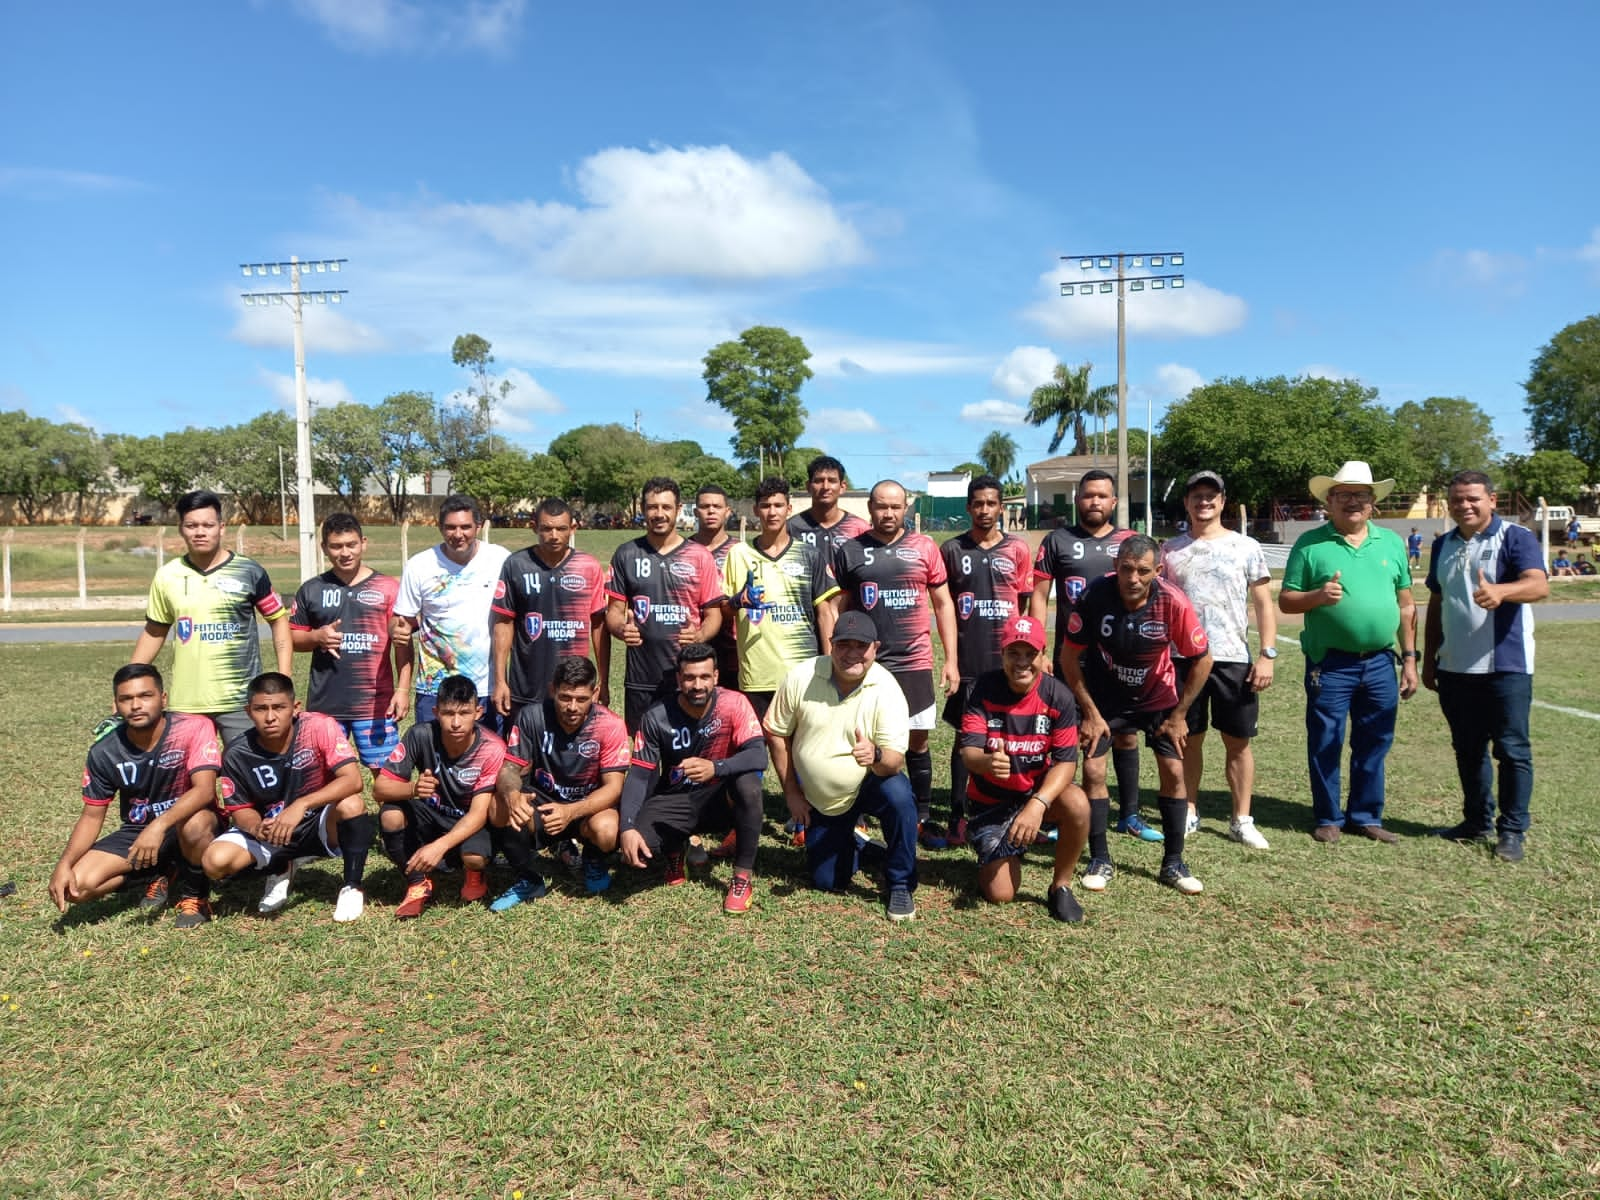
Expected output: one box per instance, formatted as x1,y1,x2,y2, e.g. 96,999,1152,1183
1320,569,1344,606
851,727,877,768
1473,566,1501,610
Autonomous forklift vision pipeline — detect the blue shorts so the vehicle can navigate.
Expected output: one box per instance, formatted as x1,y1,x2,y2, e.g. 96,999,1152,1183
337,718,402,768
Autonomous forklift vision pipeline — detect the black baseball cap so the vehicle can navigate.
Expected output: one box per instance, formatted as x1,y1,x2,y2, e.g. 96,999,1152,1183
833,611,879,644
1184,470,1226,494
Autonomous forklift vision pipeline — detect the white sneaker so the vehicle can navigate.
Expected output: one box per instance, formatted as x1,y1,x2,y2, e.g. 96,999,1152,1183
1185,812,1202,835
258,861,297,913
1229,816,1270,850
333,885,365,923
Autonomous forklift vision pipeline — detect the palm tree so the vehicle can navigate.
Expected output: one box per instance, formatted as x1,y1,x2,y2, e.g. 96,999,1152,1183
1026,361,1118,457
977,430,1018,479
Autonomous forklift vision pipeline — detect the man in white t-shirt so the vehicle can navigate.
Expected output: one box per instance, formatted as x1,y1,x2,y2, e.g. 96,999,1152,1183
1160,471,1277,849
395,495,511,726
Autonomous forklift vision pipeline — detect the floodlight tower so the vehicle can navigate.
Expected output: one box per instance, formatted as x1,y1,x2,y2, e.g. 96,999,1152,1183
239,256,348,580
1060,251,1184,530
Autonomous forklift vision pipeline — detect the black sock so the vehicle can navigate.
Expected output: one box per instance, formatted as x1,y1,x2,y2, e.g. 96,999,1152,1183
1113,746,1142,821
379,808,410,872
1158,795,1186,867
730,773,764,872
498,824,539,882
336,814,374,889
1088,796,1111,861
948,746,968,826
175,858,210,902
907,748,933,823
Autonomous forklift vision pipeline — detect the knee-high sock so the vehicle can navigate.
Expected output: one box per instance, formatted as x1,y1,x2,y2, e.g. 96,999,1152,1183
1088,796,1111,862
1114,746,1142,821
729,773,764,873
496,823,540,882
1158,795,1186,867
336,813,374,889
379,805,416,878
906,748,933,822
948,745,968,825
175,857,210,901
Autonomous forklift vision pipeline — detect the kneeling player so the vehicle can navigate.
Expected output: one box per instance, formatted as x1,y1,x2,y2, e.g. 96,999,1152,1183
49,664,222,928
958,615,1090,923
618,644,767,914
201,673,371,922
489,657,630,909
372,674,504,918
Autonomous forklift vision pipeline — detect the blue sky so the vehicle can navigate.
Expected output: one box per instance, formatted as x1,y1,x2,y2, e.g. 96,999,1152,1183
4,1,1598,488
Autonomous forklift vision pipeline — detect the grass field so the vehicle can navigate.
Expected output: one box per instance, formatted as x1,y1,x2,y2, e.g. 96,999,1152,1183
1,617,1597,1198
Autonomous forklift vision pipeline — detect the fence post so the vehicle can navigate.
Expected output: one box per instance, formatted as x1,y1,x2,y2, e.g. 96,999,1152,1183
237,524,247,554
77,527,88,608
401,519,410,563
2,529,12,613
157,526,167,572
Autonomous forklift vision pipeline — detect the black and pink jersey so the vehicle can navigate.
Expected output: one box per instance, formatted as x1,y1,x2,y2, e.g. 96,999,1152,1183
504,698,631,803
787,510,869,557
81,712,221,827
218,712,358,820
492,547,607,705
289,570,400,721
380,723,506,820
628,689,765,787
942,532,1035,679
1032,525,1134,656
832,531,947,672
1065,575,1209,715
698,535,741,684
606,537,725,692
958,672,1079,808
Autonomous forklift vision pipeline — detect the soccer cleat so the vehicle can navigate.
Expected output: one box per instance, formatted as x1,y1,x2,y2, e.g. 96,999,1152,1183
394,877,434,919
917,821,950,851
1158,860,1204,895
685,838,710,867
1047,885,1084,924
332,886,366,923
663,849,687,886
1494,832,1525,863
783,819,807,848
139,868,175,913
707,829,740,860
1081,858,1115,892
555,840,584,872
257,860,297,914
945,817,968,848
488,875,547,912
1229,816,1271,850
1116,814,1163,843
582,857,613,894
723,872,754,914
458,868,488,903
885,887,916,922
1185,812,1202,835
172,897,212,929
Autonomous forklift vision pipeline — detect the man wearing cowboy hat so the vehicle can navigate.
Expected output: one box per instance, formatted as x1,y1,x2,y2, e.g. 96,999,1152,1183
1280,461,1418,843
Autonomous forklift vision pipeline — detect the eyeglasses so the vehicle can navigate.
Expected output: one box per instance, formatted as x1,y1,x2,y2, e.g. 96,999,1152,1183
1327,491,1374,504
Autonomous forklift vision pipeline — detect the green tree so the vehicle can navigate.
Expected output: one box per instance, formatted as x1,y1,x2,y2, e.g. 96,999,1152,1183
1156,376,1417,510
549,424,670,513
1392,396,1500,489
1525,314,1600,478
977,431,1018,479
313,402,385,510
109,428,221,516
951,461,986,477
1026,362,1116,456
780,446,828,490
703,326,812,468
1499,449,1588,506
374,392,440,522
0,412,110,523
451,449,571,518
212,412,296,526
451,333,510,454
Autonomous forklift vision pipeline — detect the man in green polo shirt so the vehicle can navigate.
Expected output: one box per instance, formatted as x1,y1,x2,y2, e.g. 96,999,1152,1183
1280,462,1418,843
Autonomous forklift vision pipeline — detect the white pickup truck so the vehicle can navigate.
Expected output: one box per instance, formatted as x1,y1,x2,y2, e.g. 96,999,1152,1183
1522,506,1600,543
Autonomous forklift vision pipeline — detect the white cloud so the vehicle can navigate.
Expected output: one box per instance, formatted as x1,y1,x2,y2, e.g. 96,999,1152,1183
1025,266,1248,339
479,367,563,434
990,346,1058,399
1150,363,1205,401
1429,247,1527,291
56,404,100,430
285,0,525,54
959,399,1027,426
1578,227,1600,275
259,368,357,411
812,407,883,435
231,303,388,354
804,336,986,377
0,166,145,195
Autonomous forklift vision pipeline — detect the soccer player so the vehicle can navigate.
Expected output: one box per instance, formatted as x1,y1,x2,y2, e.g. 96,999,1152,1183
490,497,609,726
690,484,742,689
1029,469,1153,844
290,513,413,772
617,644,767,914
940,474,1035,846
49,664,222,928
489,656,631,908
788,455,869,554
831,479,958,845
372,673,504,918
131,489,292,745
202,673,371,921
958,614,1089,923
394,495,510,726
1161,471,1277,849
1060,535,1213,895
606,477,725,732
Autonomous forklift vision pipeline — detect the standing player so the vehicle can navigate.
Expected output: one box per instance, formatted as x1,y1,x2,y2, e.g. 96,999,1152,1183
490,498,608,726
1160,471,1276,849
689,484,742,690
394,495,510,725
1029,470,1153,843
372,674,505,918
131,489,293,746
290,513,413,773
606,477,725,732
49,664,223,928
788,455,869,554
489,657,631,908
832,479,959,845
1061,536,1214,895
201,673,371,921
940,474,1034,846
617,644,767,914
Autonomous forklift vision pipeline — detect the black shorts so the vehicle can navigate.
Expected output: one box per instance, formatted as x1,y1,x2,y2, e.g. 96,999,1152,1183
624,679,676,733
941,678,977,730
91,821,183,869
1086,708,1181,761
967,800,1030,865
629,782,739,855
890,669,937,729
1176,659,1258,739
744,690,775,723
392,797,493,861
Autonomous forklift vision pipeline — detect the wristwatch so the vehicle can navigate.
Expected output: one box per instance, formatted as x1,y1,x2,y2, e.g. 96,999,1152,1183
1261,646,1278,659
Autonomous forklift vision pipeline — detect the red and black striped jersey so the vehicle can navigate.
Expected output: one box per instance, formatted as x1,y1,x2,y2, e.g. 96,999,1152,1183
218,712,357,819
833,531,947,672
492,547,607,704
505,698,630,803
82,712,221,826
379,723,506,820
606,538,725,692
629,689,764,786
290,571,400,720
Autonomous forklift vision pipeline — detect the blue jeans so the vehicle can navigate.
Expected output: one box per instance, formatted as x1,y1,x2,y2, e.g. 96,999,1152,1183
805,771,918,895
1435,671,1533,834
1304,650,1398,828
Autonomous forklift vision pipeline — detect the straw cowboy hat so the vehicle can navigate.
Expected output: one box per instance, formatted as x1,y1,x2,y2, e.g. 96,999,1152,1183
1308,460,1395,504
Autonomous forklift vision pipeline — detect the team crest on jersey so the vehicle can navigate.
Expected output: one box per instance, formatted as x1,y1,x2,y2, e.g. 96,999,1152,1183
494,580,508,599
1139,620,1168,640
1067,612,1084,635
213,578,246,596
81,766,91,788
895,547,920,562
632,596,651,624
577,739,600,759
357,588,385,607
668,560,696,580
782,560,804,577
702,718,723,736
219,777,235,799
456,766,481,785
560,574,588,593
992,557,1016,577
524,614,545,640
176,617,194,643
386,745,406,763
291,748,317,769
860,583,880,609
1191,628,1206,648
957,592,976,619
158,748,186,768
1035,715,1051,734
535,768,558,793
1065,578,1087,602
